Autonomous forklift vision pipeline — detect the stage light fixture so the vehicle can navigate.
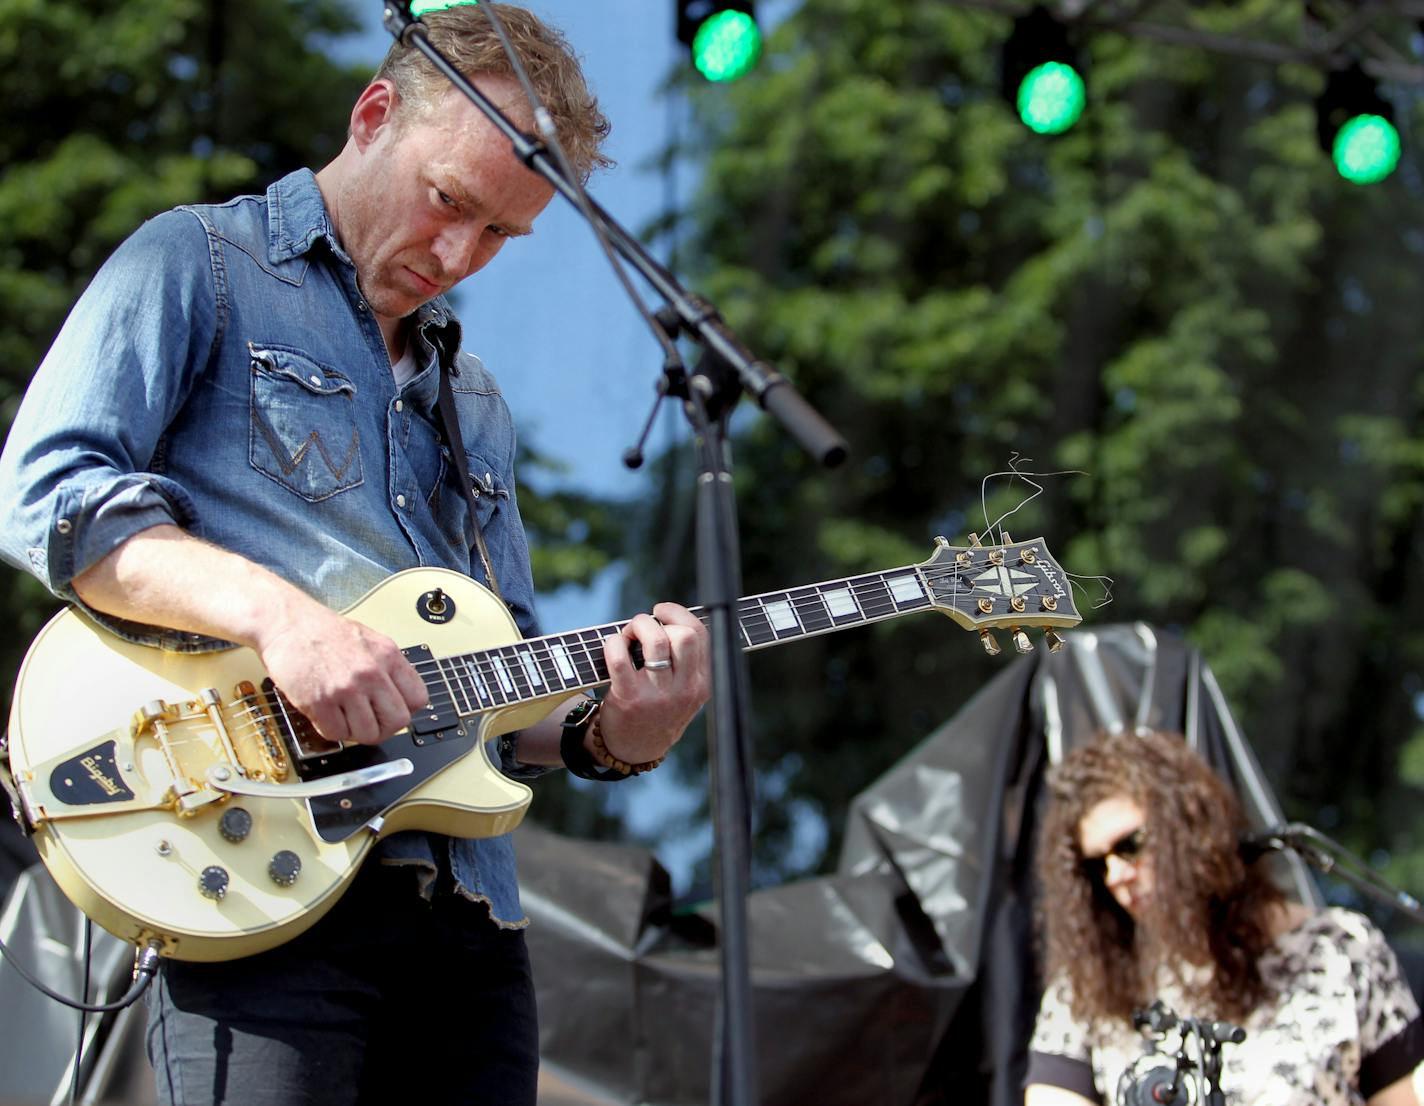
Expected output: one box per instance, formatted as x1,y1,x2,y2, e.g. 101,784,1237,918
1001,6,1086,135
676,0,763,83
1316,64,1401,185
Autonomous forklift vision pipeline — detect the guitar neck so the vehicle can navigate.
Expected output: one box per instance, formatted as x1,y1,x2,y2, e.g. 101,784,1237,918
430,565,930,717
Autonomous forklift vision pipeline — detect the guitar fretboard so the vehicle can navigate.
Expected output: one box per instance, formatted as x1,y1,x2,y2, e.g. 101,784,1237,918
425,566,933,718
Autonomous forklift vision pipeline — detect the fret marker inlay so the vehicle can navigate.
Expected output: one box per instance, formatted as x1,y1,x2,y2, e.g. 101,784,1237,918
551,644,577,682
765,600,799,632
824,588,858,618
889,576,924,605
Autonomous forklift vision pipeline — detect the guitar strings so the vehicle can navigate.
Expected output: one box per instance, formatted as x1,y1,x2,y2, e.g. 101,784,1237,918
388,562,1070,713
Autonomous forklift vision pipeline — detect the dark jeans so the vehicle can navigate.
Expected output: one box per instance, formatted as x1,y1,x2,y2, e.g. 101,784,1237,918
145,858,538,1106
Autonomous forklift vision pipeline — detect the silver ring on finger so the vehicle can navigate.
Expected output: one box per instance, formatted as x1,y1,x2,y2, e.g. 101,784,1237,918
644,658,673,671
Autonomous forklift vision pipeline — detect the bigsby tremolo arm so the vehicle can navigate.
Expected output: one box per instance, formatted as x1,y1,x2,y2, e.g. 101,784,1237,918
204,760,414,799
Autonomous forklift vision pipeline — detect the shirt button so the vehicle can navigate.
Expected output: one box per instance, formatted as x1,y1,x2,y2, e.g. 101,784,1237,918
308,374,321,387
357,301,368,312
55,519,72,535
396,494,407,508
394,400,404,412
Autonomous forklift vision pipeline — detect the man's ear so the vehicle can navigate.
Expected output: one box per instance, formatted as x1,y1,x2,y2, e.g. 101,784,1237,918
350,80,400,150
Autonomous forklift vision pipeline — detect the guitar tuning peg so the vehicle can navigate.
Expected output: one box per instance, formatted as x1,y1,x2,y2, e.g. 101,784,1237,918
1001,530,1012,544
979,630,1002,656
967,532,982,547
1012,629,1033,654
1043,629,1066,653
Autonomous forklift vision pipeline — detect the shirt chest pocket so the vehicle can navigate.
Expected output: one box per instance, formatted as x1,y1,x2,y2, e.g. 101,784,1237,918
437,447,508,552
248,344,365,502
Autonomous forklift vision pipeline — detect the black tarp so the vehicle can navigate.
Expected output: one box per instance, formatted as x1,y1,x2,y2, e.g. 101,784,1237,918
0,624,1319,1105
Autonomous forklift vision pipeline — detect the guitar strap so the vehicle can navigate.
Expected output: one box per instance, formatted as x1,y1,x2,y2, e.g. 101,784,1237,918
432,336,505,603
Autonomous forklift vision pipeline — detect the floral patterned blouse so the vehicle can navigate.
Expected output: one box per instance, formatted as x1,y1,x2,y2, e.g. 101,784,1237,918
1026,908,1424,1104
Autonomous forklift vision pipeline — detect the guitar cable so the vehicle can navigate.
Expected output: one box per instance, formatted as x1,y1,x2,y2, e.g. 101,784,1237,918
0,928,162,1013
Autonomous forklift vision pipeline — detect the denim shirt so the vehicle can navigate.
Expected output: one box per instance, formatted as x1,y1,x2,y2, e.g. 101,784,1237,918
0,169,548,927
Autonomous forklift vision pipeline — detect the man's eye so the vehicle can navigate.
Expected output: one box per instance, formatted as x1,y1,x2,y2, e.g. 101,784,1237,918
435,189,456,207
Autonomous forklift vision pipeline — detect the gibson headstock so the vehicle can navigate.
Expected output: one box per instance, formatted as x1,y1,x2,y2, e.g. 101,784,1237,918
917,533,1080,655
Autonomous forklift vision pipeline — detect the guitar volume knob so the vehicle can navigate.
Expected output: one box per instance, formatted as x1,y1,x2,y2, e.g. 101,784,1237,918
199,866,230,900
268,851,302,887
219,806,252,842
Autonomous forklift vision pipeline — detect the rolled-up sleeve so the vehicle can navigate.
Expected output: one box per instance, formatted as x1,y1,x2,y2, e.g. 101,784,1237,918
0,209,219,609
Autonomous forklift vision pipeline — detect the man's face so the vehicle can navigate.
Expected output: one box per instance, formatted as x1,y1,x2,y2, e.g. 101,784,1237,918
337,75,556,330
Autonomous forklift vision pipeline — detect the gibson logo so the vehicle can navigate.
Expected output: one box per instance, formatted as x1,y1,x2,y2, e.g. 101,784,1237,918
80,755,123,798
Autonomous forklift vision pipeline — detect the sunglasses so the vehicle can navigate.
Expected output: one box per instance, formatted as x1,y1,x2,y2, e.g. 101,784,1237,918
1080,826,1147,882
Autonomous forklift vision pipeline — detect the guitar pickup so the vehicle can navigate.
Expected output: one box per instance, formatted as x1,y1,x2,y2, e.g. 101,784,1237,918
401,645,460,738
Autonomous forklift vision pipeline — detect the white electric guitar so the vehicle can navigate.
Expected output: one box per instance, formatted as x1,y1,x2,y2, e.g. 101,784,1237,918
2,536,1078,961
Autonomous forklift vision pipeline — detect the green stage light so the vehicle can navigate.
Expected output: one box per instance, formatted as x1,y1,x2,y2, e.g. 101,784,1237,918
1317,65,1401,185
410,0,478,13
1017,60,1086,135
1001,7,1086,136
1333,115,1401,185
676,1,762,83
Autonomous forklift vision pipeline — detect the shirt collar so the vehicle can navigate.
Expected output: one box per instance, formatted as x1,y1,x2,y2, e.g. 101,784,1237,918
266,169,337,265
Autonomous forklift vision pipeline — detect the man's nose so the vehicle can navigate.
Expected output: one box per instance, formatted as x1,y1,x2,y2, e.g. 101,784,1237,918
432,224,481,276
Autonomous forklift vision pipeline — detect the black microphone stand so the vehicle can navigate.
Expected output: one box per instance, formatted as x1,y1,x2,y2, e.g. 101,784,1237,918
1249,823,1424,925
378,8,849,1104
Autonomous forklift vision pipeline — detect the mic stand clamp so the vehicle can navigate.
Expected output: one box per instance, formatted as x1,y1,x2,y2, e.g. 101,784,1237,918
1123,1001,1245,1106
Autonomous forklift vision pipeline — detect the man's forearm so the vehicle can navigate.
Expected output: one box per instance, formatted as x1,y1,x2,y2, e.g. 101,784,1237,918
71,523,430,745
71,522,325,651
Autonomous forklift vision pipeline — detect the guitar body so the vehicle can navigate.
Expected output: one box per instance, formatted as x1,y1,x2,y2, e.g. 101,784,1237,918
6,568,553,962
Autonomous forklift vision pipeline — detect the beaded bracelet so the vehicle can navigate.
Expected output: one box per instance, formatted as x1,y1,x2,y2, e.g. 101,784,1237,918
589,708,665,777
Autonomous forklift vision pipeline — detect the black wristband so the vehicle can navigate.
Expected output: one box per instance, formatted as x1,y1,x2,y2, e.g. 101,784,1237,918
559,701,629,782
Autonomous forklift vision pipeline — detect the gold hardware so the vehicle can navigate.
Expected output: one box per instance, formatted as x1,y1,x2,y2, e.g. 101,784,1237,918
1042,596,1058,612
200,688,243,773
1012,629,1033,654
1002,531,1012,544
955,551,970,567
988,548,1005,566
977,598,994,614
933,535,950,549
1020,548,1037,565
1044,629,1066,653
968,532,982,547
1010,596,1026,613
979,630,1001,656
237,681,290,781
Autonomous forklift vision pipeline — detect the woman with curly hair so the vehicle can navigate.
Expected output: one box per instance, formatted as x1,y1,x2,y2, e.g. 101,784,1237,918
1024,729,1423,1106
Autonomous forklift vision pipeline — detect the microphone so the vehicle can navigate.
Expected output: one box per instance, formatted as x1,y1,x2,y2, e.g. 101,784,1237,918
1238,823,1304,859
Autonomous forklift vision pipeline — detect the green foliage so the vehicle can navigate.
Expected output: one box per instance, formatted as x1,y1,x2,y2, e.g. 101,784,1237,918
626,0,1424,896
0,0,371,707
